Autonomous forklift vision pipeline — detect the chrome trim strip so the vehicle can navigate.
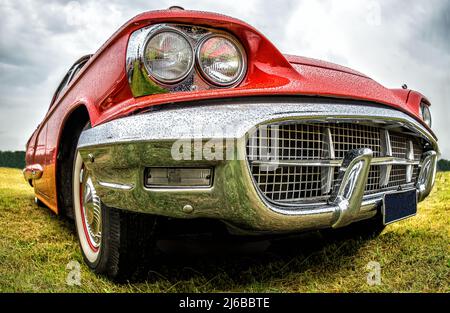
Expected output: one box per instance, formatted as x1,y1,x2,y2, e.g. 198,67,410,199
379,129,392,187
251,157,420,167
265,182,417,208
97,181,134,191
406,140,415,183
320,127,334,194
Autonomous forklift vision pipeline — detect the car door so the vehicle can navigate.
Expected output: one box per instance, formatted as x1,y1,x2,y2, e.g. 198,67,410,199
32,124,49,197
31,65,75,199
40,57,92,206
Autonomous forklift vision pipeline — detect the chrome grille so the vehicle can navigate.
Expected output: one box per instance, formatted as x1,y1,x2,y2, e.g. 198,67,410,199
247,124,324,160
279,124,324,160
251,165,322,201
365,166,381,192
413,141,423,161
390,134,407,158
388,165,408,188
330,123,381,158
247,121,425,204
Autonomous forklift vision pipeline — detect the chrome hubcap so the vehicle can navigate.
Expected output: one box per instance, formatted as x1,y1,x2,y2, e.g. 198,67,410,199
80,167,102,249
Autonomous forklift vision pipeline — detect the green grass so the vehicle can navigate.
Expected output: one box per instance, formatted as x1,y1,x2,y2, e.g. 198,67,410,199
0,167,449,292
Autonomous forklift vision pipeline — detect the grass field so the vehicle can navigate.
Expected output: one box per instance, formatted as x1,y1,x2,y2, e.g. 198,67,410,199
0,167,449,292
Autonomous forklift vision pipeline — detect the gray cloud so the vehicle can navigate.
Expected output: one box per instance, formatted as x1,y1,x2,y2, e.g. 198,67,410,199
0,0,449,158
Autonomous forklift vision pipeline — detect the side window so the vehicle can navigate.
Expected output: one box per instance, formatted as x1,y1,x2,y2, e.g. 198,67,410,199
49,56,89,108
50,68,74,107
68,60,86,83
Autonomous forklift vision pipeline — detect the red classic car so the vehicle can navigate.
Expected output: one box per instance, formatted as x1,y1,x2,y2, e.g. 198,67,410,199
24,8,439,280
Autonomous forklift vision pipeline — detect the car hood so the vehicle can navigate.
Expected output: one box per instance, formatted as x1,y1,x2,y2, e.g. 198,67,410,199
284,54,369,78
94,9,428,133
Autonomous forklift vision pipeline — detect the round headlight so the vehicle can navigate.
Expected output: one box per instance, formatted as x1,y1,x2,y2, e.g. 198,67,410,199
420,102,432,127
197,35,246,86
143,31,194,83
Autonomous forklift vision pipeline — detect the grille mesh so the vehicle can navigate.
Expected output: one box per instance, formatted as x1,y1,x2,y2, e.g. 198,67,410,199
330,123,381,158
251,165,322,201
390,134,407,158
247,122,424,204
247,124,325,161
365,166,381,193
388,165,408,188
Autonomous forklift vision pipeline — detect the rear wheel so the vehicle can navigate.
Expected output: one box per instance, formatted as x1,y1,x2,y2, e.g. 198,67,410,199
34,196,45,207
73,151,158,281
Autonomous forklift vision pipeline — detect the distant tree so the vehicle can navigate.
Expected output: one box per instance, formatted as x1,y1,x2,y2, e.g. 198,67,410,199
437,159,450,172
0,151,25,169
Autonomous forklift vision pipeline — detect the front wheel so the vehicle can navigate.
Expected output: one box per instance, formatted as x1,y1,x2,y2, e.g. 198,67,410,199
73,151,158,281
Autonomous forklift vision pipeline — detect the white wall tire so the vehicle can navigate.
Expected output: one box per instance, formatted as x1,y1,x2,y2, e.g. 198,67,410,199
72,150,158,280
73,151,101,264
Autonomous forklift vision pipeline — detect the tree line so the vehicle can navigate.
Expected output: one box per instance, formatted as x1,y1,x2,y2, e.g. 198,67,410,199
0,151,25,169
438,159,450,172
0,150,449,172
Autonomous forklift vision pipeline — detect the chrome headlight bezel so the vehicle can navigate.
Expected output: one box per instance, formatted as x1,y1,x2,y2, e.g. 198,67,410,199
126,23,248,97
196,34,247,87
420,101,432,127
142,28,195,84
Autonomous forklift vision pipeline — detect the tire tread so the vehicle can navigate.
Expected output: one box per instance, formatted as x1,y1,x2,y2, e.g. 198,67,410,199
103,207,157,281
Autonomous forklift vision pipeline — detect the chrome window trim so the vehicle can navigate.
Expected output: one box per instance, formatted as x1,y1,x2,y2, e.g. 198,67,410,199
67,58,89,85
50,54,92,107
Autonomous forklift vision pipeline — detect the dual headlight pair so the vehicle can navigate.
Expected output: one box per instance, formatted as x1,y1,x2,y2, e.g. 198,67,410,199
143,29,246,87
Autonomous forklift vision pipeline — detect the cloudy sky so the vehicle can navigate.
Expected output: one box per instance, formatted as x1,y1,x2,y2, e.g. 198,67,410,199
1,0,449,157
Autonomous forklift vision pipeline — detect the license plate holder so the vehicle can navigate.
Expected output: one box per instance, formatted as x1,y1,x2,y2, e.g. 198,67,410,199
382,189,417,225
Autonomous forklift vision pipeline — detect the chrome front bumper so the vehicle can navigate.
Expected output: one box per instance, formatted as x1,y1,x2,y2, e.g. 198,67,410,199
77,98,439,234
